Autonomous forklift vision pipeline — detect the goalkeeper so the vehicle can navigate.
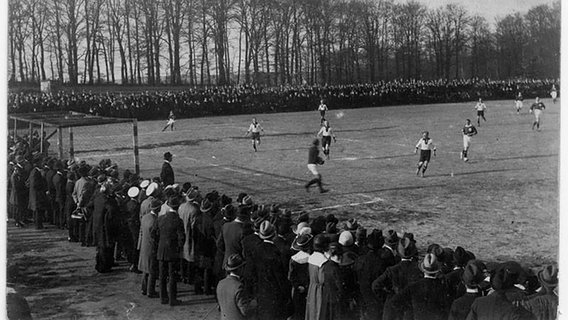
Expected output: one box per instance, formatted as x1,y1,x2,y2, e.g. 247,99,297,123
305,139,329,193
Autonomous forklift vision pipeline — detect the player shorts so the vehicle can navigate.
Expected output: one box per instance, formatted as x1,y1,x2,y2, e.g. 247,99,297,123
463,135,472,149
320,111,326,118
419,150,431,162
321,136,331,148
534,109,542,121
551,92,557,99
515,101,523,109
166,119,175,125
477,111,484,117
307,163,319,176
251,132,260,140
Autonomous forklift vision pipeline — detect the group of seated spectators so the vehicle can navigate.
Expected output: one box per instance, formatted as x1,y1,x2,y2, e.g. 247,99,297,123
8,78,558,121
6,139,558,320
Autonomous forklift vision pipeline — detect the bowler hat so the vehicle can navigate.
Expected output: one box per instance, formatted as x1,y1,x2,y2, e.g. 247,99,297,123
237,206,251,220
167,196,182,210
292,234,313,251
200,198,213,212
225,254,246,271
345,218,359,231
366,229,384,250
186,188,200,202
241,195,253,207
253,216,266,232
462,260,487,287
293,222,310,235
384,230,400,247
259,221,276,240
221,204,236,220
127,186,140,198
150,199,162,212
397,237,418,259
537,265,558,288
164,152,173,159
491,265,515,291
419,253,441,275
453,246,470,267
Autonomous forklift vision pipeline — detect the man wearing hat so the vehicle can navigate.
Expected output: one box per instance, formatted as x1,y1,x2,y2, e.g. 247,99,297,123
139,182,160,219
126,186,142,273
250,221,292,320
9,156,28,227
160,152,175,187
304,138,329,193
382,230,401,266
217,205,249,269
52,160,67,229
448,260,486,320
445,246,471,301
177,187,200,284
73,165,96,245
467,265,535,320
27,159,48,229
190,198,216,295
138,199,162,298
288,234,313,320
216,254,257,320
389,253,452,320
151,196,185,305
372,235,422,320
518,265,558,320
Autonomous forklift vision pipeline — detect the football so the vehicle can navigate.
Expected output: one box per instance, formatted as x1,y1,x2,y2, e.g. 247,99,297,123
335,111,345,119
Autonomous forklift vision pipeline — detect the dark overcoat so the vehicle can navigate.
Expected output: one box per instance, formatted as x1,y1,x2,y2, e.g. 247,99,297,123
152,210,185,261
138,212,158,273
27,167,47,211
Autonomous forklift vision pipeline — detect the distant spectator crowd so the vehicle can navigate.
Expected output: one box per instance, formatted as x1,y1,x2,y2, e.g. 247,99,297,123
8,78,559,120
6,137,558,319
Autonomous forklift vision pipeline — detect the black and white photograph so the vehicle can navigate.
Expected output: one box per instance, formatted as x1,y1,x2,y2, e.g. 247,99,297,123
1,0,564,318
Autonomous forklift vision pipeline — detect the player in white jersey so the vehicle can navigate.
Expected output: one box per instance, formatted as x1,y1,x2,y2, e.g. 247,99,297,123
245,117,264,152
515,92,524,114
162,110,176,131
317,120,337,159
550,85,557,104
461,119,478,162
317,99,328,124
474,98,487,126
530,97,546,131
414,131,436,177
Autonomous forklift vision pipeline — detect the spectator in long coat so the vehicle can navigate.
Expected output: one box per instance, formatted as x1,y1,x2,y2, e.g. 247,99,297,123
27,160,48,229
446,247,475,301
288,234,313,320
306,238,343,320
52,161,66,229
9,157,27,227
125,187,141,272
45,159,57,225
373,235,422,320
213,204,236,285
65,172,78,242
152,196,185,306
355,229,387,320
93,182,120,273
241,217,264,296
466,265,535,320
190,198,216,295
217,206,249,268
448,260,486,320
138,199,162,298
177,188,199,284
160,152,175,187
389,253,452,320
139,182,159,219
251,221,292,320
518,265,558,320
216,254,257,320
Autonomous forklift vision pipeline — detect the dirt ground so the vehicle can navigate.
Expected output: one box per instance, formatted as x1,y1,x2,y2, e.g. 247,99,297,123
6,98,559,318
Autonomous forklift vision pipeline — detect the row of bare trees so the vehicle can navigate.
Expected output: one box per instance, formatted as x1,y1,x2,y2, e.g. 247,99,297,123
8,0,560,86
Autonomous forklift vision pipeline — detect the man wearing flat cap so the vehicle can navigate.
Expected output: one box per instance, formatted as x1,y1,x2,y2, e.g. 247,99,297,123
151,196,185,306
160,152,175,187
389,253,452,320
217,254,257,320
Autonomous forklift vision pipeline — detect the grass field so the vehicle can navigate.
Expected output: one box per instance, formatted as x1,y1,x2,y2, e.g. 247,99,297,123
66,98,559,267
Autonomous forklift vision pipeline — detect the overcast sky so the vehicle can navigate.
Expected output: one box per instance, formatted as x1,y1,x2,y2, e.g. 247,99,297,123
401,0,558,25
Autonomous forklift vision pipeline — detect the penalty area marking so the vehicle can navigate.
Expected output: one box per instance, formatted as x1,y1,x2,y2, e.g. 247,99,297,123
296,196,384,213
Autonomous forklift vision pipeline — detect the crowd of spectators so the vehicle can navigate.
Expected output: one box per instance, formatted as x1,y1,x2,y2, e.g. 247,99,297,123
6,138,558,319
8,78,558,121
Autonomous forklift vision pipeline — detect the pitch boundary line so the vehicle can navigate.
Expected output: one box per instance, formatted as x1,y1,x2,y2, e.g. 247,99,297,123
295,197,384,213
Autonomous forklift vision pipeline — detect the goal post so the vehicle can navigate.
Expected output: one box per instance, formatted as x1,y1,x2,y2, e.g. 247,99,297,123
9,111,140,175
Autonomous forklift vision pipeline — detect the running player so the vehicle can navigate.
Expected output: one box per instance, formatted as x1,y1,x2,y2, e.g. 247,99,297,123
305,139,328,193
515,92,523,114
474,98,487,126
530,97,546,131
461,119,478,162
550,85,557,104
245,117,264,152
162,110,176,131
317,99,328,124
317,120,337,159
414,131,436,178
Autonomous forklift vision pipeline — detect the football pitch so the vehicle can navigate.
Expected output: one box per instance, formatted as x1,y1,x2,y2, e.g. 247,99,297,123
70,98,559,266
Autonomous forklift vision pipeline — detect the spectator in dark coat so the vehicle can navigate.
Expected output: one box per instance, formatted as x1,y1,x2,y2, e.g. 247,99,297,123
373,236,422,320
448,260,486,320
152,196,185,306
217,206,249,268
27,161,47,229
65,172,78,241
138,199,161,298
216,254,257,320
9,157,27,227
389,253,452,320
288,234,313,320
518,265,558,320
93,182,120,273
160,152,175,187
382,230,400,266
190,198,216,295
251,221,292,320
177,188,199,284
466,265,535,320
125,187,141,272
241,219,263,296
45,159,57,225
445,246,471,301
355,229,387,320
213,204,235,285
52,161,66,229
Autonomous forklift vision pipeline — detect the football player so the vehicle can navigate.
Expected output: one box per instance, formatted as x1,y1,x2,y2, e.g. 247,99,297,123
414,131,436,177
461,119,478,162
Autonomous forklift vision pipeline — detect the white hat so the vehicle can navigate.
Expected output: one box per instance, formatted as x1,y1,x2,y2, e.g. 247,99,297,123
146,182,159,197
339,231,354,247
127,186,140,198
140,180,150,189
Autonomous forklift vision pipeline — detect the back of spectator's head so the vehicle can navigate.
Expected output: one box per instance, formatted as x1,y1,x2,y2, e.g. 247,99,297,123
200,198,213,213
427,243,444,259
297,212,310,224
236,192,247,204
221,204,236,221
146,182,159,197
339,231,354,247
345,218,359,231
259,220,276,240
537,265,558,292
78,165,90,178
181,182,192,194
225,254,246,273
355,227,367,243
236,205,251,221
328,242,343,258
313,234,330,253
453,246,470,268
397,237,418,259
167,195,182,210
292,234,313,252
462,260,487,289
384,230,400,248
367,229,384,250
221,194,232,207
420,253,441,276
491,265,516,291
501,261,528,286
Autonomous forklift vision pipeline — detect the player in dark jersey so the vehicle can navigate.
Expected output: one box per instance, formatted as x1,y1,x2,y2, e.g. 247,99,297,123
305,139,328,193
461,119,478,162
530,97,546,131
